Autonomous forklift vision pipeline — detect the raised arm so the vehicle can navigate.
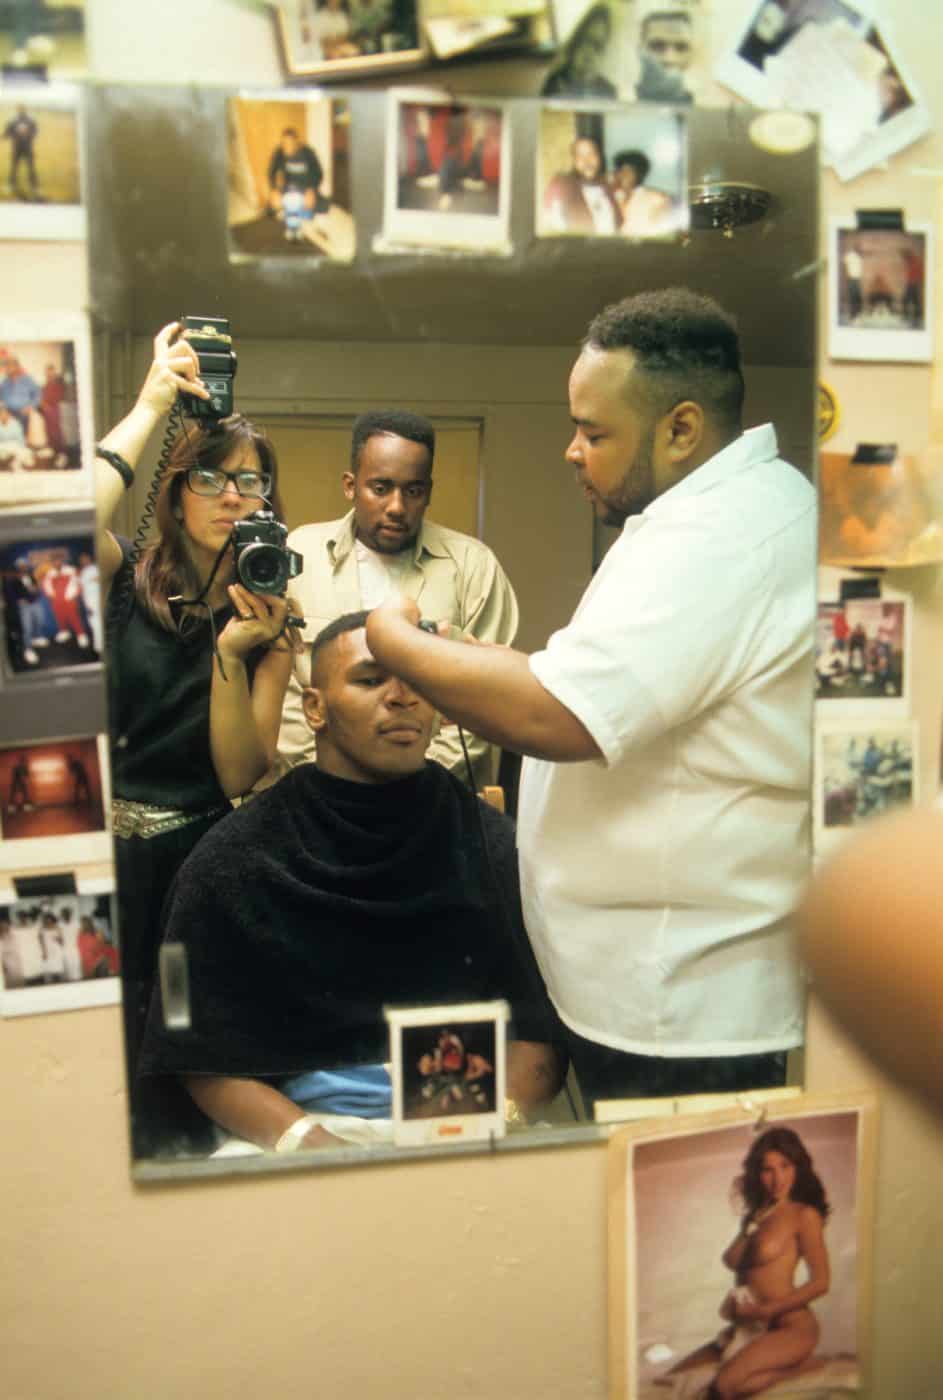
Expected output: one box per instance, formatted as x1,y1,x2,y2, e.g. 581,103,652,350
94,321,209,592
366,594,599,762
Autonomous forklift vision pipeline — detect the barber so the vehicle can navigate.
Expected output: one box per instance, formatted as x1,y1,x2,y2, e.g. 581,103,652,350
366,287,816,1109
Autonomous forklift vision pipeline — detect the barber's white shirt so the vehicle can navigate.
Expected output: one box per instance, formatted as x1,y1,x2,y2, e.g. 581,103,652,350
518,425,815,1057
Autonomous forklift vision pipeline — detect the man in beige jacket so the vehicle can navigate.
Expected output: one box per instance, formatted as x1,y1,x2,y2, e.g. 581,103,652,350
276,408,519,789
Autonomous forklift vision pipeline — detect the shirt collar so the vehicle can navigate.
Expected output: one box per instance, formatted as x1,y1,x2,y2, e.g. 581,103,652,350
329,510,449,567
642,424,779,521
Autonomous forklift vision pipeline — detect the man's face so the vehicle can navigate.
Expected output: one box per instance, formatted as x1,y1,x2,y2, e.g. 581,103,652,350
304,628,436,784
281,133,300,156
571,17,608,80
566,347,663,526
572,138,602,182
642,16,693,72
343,432,433,555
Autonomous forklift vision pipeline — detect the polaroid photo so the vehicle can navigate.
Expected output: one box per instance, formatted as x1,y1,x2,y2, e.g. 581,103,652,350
0,734,111,873
0,527,102,680
227,94,355,264
814,716,916,855
376,89,511,256
0,312,93,507
545,1,708,106
0,883,119,1018
274,0,424,81
715,0,873,108
0,83,85,239
829,221,933,365
536,104,687,240
609,1093,876,1400
819,445,943,570
815,577,910,712
387,1000,508,1147
831,19,932,182
0,0,86,80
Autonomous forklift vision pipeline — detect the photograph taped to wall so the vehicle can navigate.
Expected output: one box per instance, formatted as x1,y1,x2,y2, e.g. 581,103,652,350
423,0,554,62
815,717,916,853
829,223,932,364
0,529,102,680
0,0,86,79
608,1094,876,1400
545,0,708,106
227,94,354,263
819,445,943,569
0,734,110,871
377,90,511,255
0,313,92,506
274,0,423,81
0,82,85,239
0,886,119,1017
830,19,931,181
815,586,909,710
387,1000,508,1147
537,105,686,239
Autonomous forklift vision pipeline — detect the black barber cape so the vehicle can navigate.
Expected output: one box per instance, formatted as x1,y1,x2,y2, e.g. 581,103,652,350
140,761,554,1080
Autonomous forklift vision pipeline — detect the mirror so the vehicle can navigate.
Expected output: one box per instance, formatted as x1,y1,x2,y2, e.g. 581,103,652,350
85,80,819,1178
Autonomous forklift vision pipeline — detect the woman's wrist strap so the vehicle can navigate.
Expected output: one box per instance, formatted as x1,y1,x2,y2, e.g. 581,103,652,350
95,445,134,489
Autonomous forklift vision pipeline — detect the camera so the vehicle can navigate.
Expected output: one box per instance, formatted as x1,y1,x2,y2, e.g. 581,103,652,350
179,315,237,421
231,510,303,596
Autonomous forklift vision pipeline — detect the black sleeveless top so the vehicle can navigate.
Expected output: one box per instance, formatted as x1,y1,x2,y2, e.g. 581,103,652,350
107,554,263,812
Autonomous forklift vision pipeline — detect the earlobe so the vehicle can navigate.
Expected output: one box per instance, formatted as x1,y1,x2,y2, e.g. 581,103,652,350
302,686,326,733
341,472,355,502
666,401,703,461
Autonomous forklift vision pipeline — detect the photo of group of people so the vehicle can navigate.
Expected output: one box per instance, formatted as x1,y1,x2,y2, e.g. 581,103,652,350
0,337,80,473
537,105,685,238
275,0,422,79
0,892,116,992
543,0,705,105
815,598,906,703
0,737,105,843
0,532,100,676
0,85,83,239
380,93,510,252
819,723,915,834
227,96,354,262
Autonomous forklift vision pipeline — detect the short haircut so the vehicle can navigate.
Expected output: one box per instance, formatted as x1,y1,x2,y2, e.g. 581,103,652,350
584,287,744,430
349,409,435,475
642,10,693,37
282,127,299,139
309,609,370,685
613,149,651,183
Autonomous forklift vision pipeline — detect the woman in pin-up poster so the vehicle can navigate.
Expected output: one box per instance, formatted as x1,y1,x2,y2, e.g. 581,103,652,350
663,1126,831,1399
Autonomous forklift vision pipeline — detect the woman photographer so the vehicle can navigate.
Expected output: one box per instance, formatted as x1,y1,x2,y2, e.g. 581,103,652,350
95,321,298,1153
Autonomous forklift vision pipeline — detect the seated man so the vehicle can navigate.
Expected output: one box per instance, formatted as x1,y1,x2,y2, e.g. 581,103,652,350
140,612,564,1155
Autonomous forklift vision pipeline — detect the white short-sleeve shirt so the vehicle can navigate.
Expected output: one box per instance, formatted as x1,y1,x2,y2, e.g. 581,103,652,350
518,425,815,1057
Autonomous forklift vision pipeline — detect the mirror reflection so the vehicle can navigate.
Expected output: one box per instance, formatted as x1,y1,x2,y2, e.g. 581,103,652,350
87,86,819,1171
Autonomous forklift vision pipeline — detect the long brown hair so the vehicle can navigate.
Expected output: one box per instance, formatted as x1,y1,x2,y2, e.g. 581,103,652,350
134,414,284,633
736,1126,831,1221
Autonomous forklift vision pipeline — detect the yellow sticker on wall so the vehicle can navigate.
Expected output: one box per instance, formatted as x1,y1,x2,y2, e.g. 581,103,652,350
819,381,840,443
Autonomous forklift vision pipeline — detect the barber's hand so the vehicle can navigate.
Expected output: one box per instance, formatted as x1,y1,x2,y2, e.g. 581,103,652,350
136,321,211,418
218,586,293,663
370,594,421,632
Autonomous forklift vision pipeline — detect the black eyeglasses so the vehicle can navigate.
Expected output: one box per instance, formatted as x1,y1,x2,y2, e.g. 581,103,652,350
185,467,272,499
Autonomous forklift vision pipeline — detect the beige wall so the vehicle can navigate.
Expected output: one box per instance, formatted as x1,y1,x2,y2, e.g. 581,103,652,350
4,3,943,1397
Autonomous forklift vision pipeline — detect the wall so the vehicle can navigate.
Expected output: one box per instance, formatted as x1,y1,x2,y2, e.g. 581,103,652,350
3,3,943,1398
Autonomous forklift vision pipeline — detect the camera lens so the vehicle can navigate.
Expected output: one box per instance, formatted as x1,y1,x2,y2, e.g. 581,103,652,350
236,543,287,595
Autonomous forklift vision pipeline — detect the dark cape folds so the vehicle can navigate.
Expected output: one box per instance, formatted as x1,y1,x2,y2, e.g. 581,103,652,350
140,761,554,1080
